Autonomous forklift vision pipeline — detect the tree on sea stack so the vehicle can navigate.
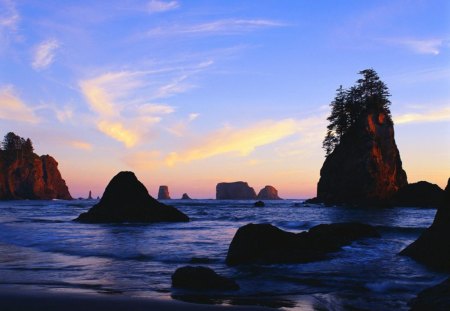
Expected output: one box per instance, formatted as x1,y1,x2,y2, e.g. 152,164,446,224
316,69,407,206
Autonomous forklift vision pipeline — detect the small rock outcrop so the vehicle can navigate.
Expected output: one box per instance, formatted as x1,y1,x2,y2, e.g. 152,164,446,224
254,200,265,207
181,193,191,200
216,182,257,200
410,277,450,311
257,185,282,200
87,190,93,200
158,185,171,199
75,172,189,223
171,266,239,291
317,111,407,206
400,178,450,270
226,222,379,266
391,181,445,208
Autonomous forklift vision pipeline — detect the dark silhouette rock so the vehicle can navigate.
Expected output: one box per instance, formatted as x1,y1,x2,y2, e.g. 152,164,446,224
410,277,450,311
74,172,189,223
158,185,171,199
87,190,93,200
181,193,191,200
391,181,444,207
254,200,265,207
216,181,256,200
317,111,407,206
304,197,322,204
400,178,450,270
257,185,282,200
226,222,379,266
172,266,239,291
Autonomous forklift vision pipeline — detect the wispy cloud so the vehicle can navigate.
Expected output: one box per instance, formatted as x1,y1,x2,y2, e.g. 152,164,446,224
70,140,93,151
0,85,39,123
147,19,284,37
123,151,163,170
147,0,179,13
0,0,20,50
381,37,448,55
32,38,60,70
395,106,450,124
166,112,200,137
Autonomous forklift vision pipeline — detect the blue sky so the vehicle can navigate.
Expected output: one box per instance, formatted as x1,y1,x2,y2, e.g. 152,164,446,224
0,0,449,198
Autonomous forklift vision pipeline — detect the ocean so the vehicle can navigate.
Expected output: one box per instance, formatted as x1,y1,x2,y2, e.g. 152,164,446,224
0,199,446,310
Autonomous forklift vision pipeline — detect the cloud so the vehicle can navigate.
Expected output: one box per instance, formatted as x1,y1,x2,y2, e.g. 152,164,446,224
395,106,450,124
381,37,447,55
165,118,299,166
0,85,39,123
70,140,93,151
147,0,179,13
97,120,139,148
147,19,284,37
166,112,200,137
123,151,163,170
0,0,20,50
32,38,60,70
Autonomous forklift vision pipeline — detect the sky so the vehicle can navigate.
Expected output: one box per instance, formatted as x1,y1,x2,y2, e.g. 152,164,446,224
0,0,449,199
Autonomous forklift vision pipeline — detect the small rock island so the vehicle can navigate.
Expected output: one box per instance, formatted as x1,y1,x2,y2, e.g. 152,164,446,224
158,185,171,200
216,181,257,200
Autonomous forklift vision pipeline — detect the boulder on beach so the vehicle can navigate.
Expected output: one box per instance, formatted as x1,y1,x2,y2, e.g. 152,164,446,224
74,171,189,223
400,178,450,270
226,222,379,266
181,193,191,200
257,185,282,200
254,200,265,207
172,266,239,291
410,277,450,311
158,185,171,200
391,181,445,208
216,181,256,200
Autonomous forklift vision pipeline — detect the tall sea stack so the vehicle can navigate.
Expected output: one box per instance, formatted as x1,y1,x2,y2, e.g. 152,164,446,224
158,185,171,200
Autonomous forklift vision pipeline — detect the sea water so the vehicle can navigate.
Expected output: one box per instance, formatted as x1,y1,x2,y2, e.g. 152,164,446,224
0,199,446,310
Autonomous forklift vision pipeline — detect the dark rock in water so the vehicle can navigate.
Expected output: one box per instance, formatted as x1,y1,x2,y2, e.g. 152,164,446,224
74,172,189,223
181,193,191,200
391,181,445,208
254,200,265,207
400,178,450,270
257,186,282,200
158,185,171,199
410,277,450,311
216,181,256,200
317,111,407,206
87,190,93,200
172,266,239,291
304,197,322,204
226,222,379,266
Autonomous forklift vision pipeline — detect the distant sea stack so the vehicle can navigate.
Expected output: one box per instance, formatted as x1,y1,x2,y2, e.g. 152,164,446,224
158,185,171,200
257,185,282,200
0,132,72,200
87,190,93,200
216,182,257,200
75,171,189,223
181,193,191,200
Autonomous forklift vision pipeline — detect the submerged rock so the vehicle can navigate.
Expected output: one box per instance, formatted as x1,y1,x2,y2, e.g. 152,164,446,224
410,277,450,311
172,266,239,291
391,181,445,208
181,193,191,200
257,186,282,200
216,181,257,200
74,172,189,223
226,222,379,266
158,185,171,200
254,200,265,207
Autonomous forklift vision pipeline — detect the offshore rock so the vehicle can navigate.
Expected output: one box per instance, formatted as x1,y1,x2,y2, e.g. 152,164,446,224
75,172,189,223
87,190,93,200
158,185,171,200
172,266,239,291
391,181,445,208
226,222,379,266
257,185,282,200
317,111,407,206
216,181,257,200
254,200,265,207
181,193,191,200
0,154,72,200
400,178,450,270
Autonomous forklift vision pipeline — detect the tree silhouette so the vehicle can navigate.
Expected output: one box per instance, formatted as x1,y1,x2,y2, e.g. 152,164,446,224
1,132,36,162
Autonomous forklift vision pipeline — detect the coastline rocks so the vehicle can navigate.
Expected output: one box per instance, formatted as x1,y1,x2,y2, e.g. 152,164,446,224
171,266,239,291
254,200,265,207
216,182,256,200
410,277,450,311
158,185,171,200
226,222,379,266
257,185,282,200
74,172,189,223
400,178,450,270
181,193,191,200
317,111,407,206
391,181,445,208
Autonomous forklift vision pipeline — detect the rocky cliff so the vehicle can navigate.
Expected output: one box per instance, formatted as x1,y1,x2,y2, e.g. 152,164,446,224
157,185,171,199
257,185,282,200
0,154,72,200
317,111,407,206
216,182,257,200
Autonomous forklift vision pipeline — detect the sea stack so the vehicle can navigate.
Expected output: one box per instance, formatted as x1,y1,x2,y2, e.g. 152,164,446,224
257,185,282,200
216,182,257,200
87,190,93,200
181,193,191,200
158,185,171,200
75,171,189,223
391,181,445,208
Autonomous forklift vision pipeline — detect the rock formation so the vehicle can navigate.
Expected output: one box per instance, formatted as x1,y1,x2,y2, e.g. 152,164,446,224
317,111,407,206
410,277,450,310
181,193,191,200
87,190,93,200
171,266,239,291
158,185,171,199
257,185,282,200
226,222,379,266
216,182,257,200
254,200,265,207
400,178,450,270
391,181,444,208
75,171,189,223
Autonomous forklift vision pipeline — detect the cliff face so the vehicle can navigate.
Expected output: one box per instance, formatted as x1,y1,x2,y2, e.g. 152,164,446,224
216,182,257,200
0,154,72,200
317,112,407,206
257,186,282,200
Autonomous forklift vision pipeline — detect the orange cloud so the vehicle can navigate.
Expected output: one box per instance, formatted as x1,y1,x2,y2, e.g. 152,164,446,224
395,106,450,124
0,85,39,123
